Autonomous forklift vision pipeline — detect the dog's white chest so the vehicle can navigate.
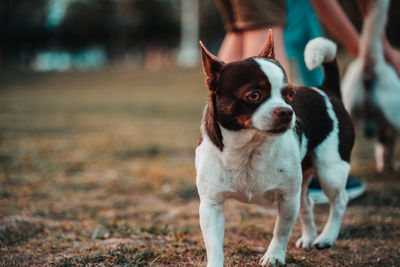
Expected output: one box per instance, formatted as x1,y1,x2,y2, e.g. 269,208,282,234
224,146,296,204
196,130,302,205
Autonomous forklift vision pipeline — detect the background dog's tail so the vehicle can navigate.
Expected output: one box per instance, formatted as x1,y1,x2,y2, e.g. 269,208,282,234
304,37,341,98
360,0,390,65
359,0,391,137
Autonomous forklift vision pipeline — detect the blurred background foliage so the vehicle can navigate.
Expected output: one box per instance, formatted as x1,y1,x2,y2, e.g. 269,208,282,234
0,0,224,70
0,0,399,70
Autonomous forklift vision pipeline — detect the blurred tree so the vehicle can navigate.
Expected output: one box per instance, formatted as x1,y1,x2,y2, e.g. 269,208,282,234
199,0,225,54
386,2,400,47
58,0,115,52
2,0,395,70
110,0,180,63
0,0,49,68
131,0,180,48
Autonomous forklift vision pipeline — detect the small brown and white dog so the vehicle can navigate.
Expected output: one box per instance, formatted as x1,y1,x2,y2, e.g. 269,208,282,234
342,0,400,172
195,30,354,266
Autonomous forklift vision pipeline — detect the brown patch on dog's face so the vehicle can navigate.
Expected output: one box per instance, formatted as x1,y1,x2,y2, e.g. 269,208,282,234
214,58,273,131
282,84,296,104
236,116,252,129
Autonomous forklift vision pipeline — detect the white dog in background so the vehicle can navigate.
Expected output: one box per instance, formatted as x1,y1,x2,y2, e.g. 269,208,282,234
341,0,400,172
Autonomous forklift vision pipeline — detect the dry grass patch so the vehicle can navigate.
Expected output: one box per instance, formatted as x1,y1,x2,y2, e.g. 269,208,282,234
0,69,399,266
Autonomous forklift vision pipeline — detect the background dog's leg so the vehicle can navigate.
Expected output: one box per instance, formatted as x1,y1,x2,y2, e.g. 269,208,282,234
313,161,350,249
260,195,300,266
296,171,317,249
199,200,225,267
375,125,397,172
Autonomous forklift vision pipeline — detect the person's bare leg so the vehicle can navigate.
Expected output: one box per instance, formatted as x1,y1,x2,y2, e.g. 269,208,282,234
218,31,243,62
243,26,291,79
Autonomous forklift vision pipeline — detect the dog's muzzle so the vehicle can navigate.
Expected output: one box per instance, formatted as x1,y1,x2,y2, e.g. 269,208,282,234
267,107,293,133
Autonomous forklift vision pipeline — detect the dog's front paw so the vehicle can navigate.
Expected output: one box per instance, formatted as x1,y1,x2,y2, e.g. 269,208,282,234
296,234,317,249
259,253,285,266
312,234,335,250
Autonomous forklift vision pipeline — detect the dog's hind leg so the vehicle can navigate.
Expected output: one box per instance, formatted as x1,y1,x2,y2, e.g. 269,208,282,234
296,169,318,249
312,160,350,249
376,125,397,172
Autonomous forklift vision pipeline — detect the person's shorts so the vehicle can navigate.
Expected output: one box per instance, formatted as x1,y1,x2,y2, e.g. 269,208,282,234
215,0,286,32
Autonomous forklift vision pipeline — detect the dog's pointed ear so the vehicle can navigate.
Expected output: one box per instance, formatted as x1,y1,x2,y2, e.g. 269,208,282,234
200,41,225,90
258,29,275,59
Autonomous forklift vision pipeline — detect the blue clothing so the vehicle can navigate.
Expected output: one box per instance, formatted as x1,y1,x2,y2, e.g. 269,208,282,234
284,0,324,86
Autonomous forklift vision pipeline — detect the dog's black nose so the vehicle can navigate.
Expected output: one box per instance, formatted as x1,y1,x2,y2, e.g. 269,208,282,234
273,107,293,123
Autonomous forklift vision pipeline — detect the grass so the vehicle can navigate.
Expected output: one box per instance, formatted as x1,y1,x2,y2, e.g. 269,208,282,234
0,67,399,266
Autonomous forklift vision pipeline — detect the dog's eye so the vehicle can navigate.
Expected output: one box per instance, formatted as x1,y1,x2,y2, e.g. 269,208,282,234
247,91,261,102
288,88,295,97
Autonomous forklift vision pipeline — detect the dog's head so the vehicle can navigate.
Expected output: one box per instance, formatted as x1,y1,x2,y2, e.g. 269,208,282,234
200,30,296,150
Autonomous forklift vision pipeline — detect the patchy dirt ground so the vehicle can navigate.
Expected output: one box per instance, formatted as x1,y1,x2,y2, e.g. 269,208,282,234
0,69,399,266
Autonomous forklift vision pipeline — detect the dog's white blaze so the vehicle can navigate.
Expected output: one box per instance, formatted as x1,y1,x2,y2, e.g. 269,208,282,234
254,58,284,93
251,58,294,131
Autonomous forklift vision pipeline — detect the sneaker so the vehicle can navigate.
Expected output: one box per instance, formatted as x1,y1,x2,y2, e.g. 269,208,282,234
309,176,366,204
